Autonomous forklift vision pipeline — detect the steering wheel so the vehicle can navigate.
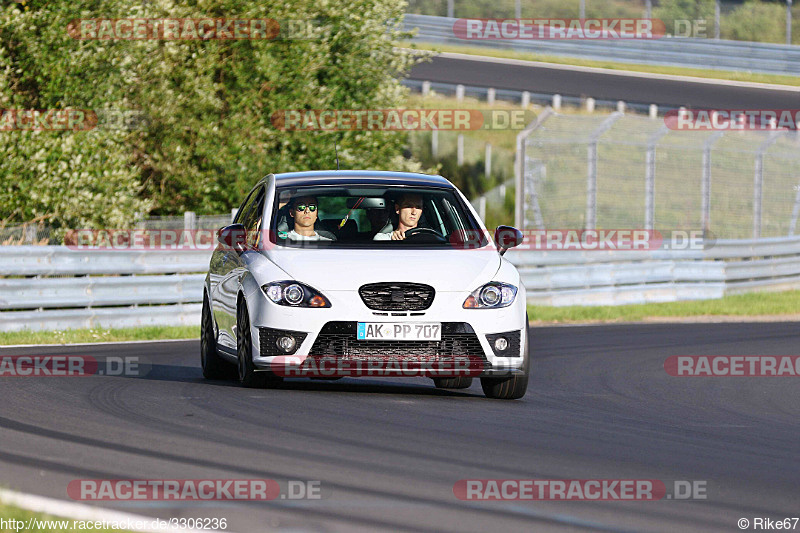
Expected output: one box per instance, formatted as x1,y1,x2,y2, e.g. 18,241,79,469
404,227,447,243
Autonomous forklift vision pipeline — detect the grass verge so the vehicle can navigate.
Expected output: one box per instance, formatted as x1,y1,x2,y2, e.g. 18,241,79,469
0,325,198,346
528,290,800,324
407,42,800,87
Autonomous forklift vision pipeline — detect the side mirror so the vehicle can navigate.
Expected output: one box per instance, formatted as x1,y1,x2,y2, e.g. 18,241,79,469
217,223,247,252
494,225,524,256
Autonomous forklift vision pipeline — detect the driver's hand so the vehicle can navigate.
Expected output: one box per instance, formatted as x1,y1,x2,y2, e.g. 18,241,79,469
390,229,405,240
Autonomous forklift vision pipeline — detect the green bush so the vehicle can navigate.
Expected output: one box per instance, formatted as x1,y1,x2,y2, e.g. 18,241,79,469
654,0,716,37
722,0,787,43
0,0,426,229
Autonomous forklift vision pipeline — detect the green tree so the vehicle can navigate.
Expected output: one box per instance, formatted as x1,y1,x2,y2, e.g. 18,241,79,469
0,0,426,229
654,0,715,37
722,0,786,43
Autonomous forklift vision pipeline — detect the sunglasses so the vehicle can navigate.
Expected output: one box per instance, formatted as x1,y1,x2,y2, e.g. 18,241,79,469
294,204,318,212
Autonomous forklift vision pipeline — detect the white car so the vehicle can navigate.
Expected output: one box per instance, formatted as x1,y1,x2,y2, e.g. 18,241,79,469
202,171,529,399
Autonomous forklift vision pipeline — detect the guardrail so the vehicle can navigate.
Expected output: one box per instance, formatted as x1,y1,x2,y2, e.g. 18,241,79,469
404,14,800,75
2,237,800,331
0,247,211,332
506,236,800,306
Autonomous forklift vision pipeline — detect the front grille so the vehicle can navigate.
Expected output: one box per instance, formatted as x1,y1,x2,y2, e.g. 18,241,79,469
358,282,434,311
309,322,488,365
259,328,307,356
486,330,522,358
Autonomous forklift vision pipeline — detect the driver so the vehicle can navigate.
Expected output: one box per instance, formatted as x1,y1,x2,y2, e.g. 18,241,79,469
374,193,423,241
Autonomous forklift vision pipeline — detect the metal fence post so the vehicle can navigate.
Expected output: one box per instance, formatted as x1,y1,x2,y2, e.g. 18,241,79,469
485,142,492,179
487,88,496,105
587,143,598,230
515,108,554,228
702,132,725,235
790,182,800,235
184,211,197,231
754,132,784,238
645,125,669,231
431,129,439,159
586,113,624,230
521,91,530,108
421,80,431,97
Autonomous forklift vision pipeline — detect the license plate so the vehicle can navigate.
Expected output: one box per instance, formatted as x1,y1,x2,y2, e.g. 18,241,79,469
357,322,441,341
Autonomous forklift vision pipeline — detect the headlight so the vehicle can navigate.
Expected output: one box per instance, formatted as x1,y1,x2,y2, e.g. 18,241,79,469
463,282,517,309
262,281,331,308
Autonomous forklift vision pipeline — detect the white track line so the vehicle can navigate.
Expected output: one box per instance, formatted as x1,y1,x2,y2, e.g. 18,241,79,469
424,50,800,92
0,488,230,533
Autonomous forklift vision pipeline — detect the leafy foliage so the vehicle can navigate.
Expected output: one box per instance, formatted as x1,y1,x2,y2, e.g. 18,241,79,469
723,1,789,43
0,0,426,229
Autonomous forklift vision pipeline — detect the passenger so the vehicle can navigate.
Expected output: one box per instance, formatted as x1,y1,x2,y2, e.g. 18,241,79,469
374,193,423,241
287,196,333,241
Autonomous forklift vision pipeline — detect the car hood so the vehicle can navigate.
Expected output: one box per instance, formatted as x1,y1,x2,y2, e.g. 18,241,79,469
263,248,501,291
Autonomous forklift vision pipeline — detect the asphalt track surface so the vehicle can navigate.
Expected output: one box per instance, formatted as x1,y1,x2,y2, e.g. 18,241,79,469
1,322,798,532
408,55,800,109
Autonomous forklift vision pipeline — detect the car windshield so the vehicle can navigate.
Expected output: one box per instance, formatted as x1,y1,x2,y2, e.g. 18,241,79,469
268,185,488,248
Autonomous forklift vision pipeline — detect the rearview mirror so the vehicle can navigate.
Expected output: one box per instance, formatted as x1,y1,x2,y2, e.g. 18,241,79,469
346,197,386,209
494,226,524,256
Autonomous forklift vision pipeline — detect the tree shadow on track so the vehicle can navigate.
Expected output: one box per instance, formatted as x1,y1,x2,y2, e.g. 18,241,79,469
117,362,485,398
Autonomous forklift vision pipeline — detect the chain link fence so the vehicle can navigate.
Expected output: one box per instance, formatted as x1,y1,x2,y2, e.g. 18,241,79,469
519,111,800,239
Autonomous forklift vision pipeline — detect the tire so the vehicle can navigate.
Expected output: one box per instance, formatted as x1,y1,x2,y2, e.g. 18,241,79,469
236,298,281,388
201,293,234,379
432,376,473,389
480,314,530,400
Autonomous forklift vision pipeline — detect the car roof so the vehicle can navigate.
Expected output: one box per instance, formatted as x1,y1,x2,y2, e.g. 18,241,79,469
269,170,454,188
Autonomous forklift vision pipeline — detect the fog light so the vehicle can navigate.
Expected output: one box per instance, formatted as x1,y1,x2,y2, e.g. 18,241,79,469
276,336,296,353
494,337,508,352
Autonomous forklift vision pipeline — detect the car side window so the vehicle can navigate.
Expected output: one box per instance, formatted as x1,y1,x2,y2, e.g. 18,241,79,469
426,198,449,234
234,188,259,225
241,187,266,248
